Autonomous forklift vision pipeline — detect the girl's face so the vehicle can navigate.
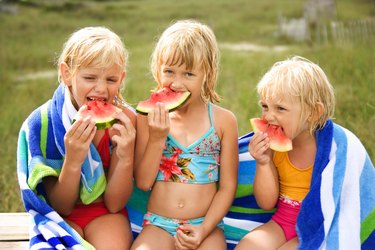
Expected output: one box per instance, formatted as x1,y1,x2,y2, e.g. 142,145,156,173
260,96,308,141
159,62,205,102
65,64,125,109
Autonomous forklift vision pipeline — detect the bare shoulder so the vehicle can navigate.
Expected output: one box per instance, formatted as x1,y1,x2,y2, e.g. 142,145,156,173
211,104,238,134
211,104,237,124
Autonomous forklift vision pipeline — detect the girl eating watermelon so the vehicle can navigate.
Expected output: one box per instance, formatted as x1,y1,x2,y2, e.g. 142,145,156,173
235,56,375,249
131,20,239,250
17,26,136,249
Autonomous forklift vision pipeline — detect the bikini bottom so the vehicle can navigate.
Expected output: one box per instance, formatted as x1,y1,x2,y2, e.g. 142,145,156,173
142,211,224,236
271,197,301,241
64,201,128,230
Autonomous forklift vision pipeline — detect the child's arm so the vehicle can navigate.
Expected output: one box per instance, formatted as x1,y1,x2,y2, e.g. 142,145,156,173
43,117,97,216
249,132,279,210
176,108,239,248
202,109,239,232
104,108,136,213
134,103,170,191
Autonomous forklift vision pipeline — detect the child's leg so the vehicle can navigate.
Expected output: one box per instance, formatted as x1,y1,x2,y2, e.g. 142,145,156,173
85,213,133,250
65,219,84,237
235,220,286,250
278,237,298,250
197,227,226,250
130,225,176,250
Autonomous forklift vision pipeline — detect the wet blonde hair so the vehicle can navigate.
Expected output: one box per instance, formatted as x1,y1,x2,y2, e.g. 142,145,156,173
257,56,335,133
57,26,129,102
151,20,221,103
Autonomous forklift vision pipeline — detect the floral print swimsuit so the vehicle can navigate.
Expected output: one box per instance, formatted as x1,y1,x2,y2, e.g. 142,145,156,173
144,103,222,235
156,103,221,184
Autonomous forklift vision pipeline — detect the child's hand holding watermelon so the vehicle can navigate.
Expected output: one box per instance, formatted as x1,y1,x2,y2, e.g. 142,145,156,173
109,109,136,160
64,113,97,167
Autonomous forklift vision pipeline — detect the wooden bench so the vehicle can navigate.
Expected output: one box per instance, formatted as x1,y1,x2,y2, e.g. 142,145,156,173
0,213,29,250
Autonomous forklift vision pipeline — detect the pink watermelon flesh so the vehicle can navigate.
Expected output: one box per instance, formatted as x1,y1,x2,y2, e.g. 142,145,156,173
73,101,121,130
136,87,191,115
250,118,293,152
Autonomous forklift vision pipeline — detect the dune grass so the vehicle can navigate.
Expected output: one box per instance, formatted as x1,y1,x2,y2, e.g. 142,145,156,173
0,0,373,212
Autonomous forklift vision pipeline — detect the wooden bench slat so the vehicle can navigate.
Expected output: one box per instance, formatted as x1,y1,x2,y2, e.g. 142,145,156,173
0,241,29,250
0,213,30,241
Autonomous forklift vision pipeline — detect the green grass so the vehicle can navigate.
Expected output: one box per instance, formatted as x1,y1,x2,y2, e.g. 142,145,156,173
1,0,374,212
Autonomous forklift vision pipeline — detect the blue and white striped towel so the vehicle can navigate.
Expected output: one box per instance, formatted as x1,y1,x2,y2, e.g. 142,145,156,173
17,85,106,249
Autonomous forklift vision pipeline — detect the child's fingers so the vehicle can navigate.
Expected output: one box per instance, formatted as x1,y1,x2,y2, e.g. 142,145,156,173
67,117,95,142
147,107,155,124
111,124,136,148
147,103,169,132
249,132,271,162
158,103,169,125
175,225,199,249
113,110,130,124
112,112,136,137
174,230,193,250
150,102,168,125
154,103,162,124
80,122,96,142
66,117,84,136
256,133,269,150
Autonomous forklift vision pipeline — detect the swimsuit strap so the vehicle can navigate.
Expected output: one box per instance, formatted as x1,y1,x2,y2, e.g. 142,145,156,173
208,102,214,127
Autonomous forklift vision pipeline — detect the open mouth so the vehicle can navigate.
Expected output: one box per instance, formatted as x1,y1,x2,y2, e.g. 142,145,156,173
269,124,285,132
87,97,107,103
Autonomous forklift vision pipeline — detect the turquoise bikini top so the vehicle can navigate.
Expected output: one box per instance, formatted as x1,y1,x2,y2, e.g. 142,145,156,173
156,103,221,184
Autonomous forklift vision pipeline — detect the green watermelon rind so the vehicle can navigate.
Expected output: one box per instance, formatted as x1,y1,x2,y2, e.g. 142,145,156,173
250,118,293,152
136,91,191,115
72,117,119,130
72,102,121,130
95,118,119,130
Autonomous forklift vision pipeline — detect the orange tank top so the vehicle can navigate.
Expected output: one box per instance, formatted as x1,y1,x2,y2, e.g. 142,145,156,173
273,151,312,202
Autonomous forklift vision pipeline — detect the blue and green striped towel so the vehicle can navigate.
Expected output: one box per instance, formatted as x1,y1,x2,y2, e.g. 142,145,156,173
17,85,105,249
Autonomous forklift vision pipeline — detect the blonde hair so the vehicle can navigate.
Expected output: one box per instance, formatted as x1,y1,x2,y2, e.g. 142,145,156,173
151,20,221,103
57,26,129,102
257,56,335,133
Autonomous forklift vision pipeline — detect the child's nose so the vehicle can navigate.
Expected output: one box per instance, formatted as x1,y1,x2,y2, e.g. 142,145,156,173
95,80,107,92
170,80,183,91
263,112,275,123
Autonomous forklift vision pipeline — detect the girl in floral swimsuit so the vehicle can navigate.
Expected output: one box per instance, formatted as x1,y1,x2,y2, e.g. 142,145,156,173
131,20,239,250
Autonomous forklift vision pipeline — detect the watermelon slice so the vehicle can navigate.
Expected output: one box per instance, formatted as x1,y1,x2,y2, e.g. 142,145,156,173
136,87,191,115
250,118,293,152
73,101,121,130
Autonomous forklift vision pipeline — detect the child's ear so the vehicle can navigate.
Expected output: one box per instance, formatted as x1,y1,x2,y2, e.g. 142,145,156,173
309,102,324,122
60,63,72,86
120,70,126,83
315,102,324,118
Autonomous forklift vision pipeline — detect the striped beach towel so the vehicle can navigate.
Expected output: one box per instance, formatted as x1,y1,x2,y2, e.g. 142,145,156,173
17,85,105,249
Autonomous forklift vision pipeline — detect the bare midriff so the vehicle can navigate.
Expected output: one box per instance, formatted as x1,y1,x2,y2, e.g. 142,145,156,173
147,181,217,219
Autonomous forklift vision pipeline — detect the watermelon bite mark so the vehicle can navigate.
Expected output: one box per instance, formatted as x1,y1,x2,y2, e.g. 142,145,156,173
136,87,191,115
250,118,293,152
73,100,121,130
